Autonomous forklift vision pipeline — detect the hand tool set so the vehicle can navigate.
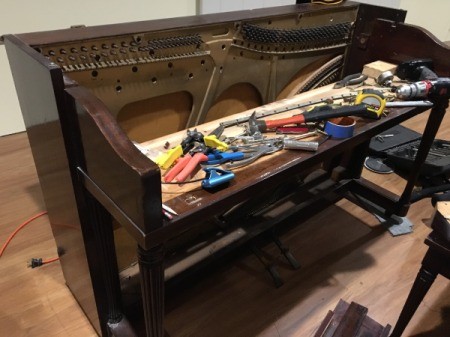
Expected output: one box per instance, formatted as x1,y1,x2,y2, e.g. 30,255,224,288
147,61,441,217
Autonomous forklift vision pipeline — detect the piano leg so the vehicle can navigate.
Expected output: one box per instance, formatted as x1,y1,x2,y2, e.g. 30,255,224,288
138,245,165,337
86,195,124,327
390,250,439,337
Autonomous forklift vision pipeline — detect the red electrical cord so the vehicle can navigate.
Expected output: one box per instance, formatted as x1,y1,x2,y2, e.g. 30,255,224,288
43,257,60,264
0,211,59,266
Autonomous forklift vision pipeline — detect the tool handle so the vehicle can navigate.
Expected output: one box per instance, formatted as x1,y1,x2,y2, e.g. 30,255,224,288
204,135,228,151
206,152,245,165
305,104,372,122
164,154,192,182
264,115,306,130
175,153,208,182
154,144,183,170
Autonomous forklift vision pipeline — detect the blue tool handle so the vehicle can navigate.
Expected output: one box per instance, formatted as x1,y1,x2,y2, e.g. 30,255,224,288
206,152,244,165
202,168,235,189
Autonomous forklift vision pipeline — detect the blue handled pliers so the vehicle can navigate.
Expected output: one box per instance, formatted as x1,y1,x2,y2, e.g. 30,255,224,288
204,151,245,165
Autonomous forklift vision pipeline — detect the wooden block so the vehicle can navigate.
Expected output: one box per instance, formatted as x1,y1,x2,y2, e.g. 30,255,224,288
313,299,391,337
362,61,397,79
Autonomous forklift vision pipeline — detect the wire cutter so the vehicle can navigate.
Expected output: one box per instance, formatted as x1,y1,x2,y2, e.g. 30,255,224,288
164,147,208,182
204,125,228,151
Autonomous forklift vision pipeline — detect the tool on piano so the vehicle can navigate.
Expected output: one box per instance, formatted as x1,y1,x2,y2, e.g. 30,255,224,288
202,168,235,189
354,89,387,116
395,59,450,100
164,146,208,182
333,73,368,88
204,125,228,152
218,93,357,129
246,104,372,135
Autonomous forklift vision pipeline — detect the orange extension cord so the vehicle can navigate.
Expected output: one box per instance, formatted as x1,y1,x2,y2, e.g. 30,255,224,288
0,211,59,266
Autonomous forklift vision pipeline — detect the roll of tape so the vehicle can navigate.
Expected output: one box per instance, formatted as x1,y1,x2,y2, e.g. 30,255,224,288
324,117,355,139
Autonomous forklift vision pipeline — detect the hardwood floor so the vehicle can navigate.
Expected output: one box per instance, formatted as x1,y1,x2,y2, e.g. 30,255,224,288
1,109,450,337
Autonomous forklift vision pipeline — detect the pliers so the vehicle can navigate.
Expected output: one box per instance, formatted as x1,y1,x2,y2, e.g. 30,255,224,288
225,139,283,169
204,150,245,166
164,149,208,182
333,73,368,89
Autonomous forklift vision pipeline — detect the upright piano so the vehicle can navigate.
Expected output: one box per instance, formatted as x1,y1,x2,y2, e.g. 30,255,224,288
3,2,450,336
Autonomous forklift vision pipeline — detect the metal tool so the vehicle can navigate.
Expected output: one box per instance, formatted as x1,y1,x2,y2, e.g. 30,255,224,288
204,125,228,151
218,93,357,129
333,73,368,88
354,89,386,117
385,100,434,108
396,78,450,99
395,59,450,100
290,130,323,140
283,139,319,151
225,140,283,169
247,104,371,135
376,71,394,87
375,134,394,143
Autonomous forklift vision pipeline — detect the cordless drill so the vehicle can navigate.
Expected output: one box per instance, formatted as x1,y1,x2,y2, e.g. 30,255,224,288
395,59,450,100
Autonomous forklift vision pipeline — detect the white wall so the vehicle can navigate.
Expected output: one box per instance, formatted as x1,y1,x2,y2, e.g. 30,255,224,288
400,0,450,42
199,0,450,41
198,0,295,14
352,0,401,9
0,0,196,136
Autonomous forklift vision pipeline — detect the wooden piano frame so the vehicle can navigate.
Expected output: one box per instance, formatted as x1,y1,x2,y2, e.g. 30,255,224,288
3,2,450,336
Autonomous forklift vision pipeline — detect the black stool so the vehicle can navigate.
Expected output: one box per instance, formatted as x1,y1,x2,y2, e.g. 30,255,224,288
390,210,450,337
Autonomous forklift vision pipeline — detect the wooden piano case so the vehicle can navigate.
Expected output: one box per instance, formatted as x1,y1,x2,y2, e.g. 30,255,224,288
3,2,450,336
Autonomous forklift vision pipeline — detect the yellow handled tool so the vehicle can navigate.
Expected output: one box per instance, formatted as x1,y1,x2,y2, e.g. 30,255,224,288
354,89,386,118
154,145,183,170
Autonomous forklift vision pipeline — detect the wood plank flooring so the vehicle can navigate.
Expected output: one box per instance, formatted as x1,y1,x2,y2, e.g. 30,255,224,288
1,109,450,336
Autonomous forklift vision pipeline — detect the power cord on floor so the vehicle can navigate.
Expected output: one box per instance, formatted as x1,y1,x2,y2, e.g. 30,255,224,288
0,211,59,268
28,257,60,268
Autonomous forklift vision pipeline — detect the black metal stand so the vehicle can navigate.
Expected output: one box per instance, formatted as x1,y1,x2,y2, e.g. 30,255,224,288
394,97,450,216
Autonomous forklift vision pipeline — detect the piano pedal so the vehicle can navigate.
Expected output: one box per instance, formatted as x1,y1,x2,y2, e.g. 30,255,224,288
250,245,284,288
269,231,301,270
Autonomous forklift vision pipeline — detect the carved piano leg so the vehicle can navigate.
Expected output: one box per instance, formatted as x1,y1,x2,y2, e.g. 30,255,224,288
390,250,439,337
138,245,165,337
86,194,124,324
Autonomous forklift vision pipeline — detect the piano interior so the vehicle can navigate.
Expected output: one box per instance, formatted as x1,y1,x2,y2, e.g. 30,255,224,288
26,6,361,280
37,7,356,143
9,3,429,335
